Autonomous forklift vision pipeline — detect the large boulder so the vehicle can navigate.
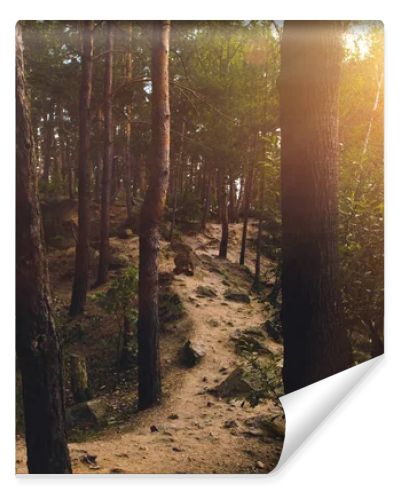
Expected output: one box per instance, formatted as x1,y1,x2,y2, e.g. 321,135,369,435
66,398,109,428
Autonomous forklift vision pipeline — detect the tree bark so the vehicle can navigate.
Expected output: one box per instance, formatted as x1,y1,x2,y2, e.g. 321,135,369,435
169,120,186,241
137,21,171,410
42,114,53,186
201,161,212,231
124,23,134,220
16,23,71,474
217,166,229,258
239,137,256,265
97,22,114,285
70,21,94,315
280,21,352,393
253,167,265,291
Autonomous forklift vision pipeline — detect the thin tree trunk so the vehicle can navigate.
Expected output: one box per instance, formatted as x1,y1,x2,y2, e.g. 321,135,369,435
169,120,186,241
228,172,237,223
138,20,171,410
124,23,134,219
280,21,352,393
97,22,114,285
42,114,53,185
70,21,94,315
16,23,71,474
66,141,74,200
217,166,229,258
201,162,212,231
253,167,265,291
239,137,257,265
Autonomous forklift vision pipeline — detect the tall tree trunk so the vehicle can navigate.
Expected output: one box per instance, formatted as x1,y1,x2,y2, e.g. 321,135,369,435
201,161,212,231
66,141,74,200
280,21,352,393
138,20,171,410
217,166,229,258
124,23,134,219
16,23,71,474
70,21,94,315
42,114,53,186
169,120,186,241
253,167,265,291
239,137,256,265
97,22,114,286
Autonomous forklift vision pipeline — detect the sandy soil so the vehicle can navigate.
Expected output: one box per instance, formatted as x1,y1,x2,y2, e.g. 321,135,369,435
16,220,285,474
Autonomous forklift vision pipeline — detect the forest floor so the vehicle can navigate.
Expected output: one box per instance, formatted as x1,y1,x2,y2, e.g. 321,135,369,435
16,205,285,474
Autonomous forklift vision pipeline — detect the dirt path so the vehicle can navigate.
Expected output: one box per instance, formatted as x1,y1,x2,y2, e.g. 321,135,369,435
16,222,284,474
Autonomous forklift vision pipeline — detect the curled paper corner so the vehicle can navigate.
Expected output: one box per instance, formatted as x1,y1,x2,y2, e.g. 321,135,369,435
272,355,384,473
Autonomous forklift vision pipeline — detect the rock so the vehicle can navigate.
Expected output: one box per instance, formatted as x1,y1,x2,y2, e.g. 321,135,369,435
223,419,238,429
180,340,206,367
264,319,283,342
150,425,159,433
66,398,109,428
195,285,217,298
110,467,125,474
207,319,220,327
229,327,271,355
244,415,285,439
109,253,130,270
116,227,133,239
211,367,255,398
224,289,251,304
172,446,184,452
80,453,98,467
168,413,179,420
256,461,265,470
159,290,184,325
173,243,196,276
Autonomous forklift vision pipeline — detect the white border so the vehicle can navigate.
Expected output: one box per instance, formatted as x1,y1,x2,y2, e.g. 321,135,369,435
2,2,399,498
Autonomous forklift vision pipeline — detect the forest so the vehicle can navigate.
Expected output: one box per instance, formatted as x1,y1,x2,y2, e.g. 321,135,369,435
16,20,383,474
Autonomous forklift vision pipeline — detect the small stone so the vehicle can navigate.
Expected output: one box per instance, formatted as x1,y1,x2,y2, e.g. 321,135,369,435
172,446,184,452
150,425,158,433
168,413,179,420
195,285,218,298
223,419,238,429
110,467,125,474
224,289,251,304
256,461,265,470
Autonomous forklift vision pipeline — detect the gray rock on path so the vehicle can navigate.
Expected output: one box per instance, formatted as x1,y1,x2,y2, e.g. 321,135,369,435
195,285,218,298
224,289,251,304
211,367,257,398
180,340,206,367
66,398,109,428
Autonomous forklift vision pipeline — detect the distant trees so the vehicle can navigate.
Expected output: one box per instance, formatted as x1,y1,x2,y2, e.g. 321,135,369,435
70,21,94,315
16,23,71,473
280,21,352,393
97,21,114,285
137,21,171,409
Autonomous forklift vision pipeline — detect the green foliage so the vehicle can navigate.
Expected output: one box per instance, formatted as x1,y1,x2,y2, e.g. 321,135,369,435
94,266,138,332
